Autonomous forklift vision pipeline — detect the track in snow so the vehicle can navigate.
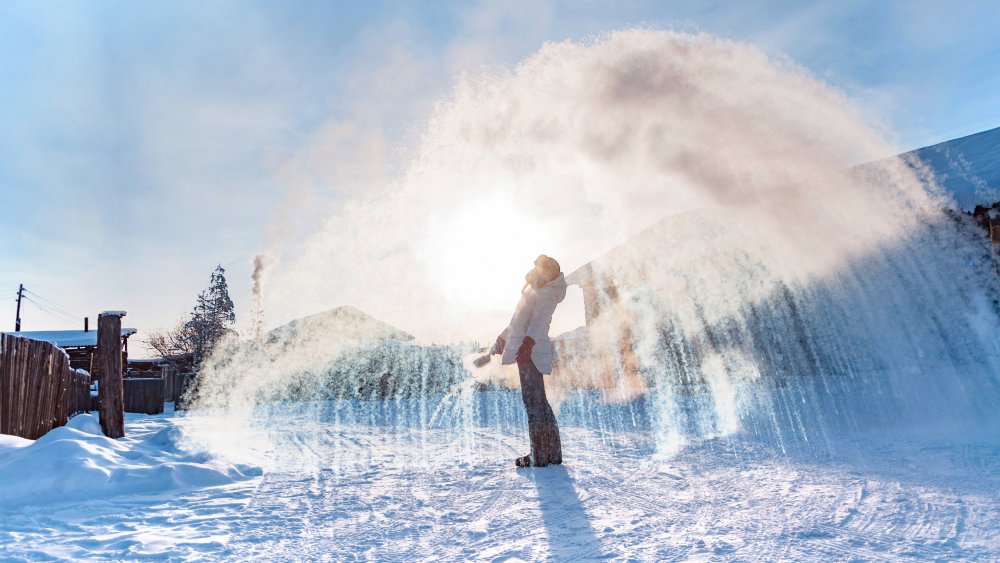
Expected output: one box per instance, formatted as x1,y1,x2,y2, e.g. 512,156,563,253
223,422,1000,561
3,406,1000,561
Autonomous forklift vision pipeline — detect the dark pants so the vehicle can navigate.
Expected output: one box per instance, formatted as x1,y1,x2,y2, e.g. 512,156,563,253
518,360,562,465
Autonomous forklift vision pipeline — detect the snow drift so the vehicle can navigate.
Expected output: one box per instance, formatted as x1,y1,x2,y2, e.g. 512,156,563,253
0,413,260,507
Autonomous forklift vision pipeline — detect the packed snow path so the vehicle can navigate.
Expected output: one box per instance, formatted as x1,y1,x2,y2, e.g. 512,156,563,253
2,406,999,561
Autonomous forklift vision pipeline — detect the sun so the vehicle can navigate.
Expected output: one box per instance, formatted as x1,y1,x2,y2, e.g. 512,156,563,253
420,193,557,311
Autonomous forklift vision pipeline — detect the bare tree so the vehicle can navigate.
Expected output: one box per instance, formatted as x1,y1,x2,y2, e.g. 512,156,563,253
146,265,236,369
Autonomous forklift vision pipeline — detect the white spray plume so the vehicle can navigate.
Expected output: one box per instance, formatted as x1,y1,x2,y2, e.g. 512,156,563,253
185,29,1000,464
263,29,944,346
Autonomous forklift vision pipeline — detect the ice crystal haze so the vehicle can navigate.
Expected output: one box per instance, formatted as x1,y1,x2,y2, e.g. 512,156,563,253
189,30,1000,465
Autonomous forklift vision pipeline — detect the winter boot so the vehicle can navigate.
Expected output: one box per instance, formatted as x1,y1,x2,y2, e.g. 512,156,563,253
513,424,549,467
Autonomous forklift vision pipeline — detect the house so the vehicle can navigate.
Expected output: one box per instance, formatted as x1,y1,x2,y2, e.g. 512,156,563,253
898,126,1000,243
901,125,1000,213
553,125,1000,392
554,211,712,396
2,325,137,379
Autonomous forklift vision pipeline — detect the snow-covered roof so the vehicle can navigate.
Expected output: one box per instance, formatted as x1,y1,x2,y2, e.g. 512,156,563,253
2,328,138,348
905,126,1000,211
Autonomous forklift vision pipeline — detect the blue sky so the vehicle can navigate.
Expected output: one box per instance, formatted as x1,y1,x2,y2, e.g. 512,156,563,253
1,0,998,348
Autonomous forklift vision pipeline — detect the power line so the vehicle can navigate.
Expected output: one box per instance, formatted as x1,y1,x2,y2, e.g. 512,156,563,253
22,295,80,325
23,296,78,322
23,288,79,315
24,300,80,325
22,289,83,319
24,307,77,328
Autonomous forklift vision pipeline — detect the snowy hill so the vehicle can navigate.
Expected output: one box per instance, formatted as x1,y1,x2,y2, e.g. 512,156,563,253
267,306,414,344
905,126,1000,210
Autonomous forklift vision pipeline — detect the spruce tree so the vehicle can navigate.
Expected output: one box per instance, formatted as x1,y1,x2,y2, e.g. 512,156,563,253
185,265,236,364
147,265,237,369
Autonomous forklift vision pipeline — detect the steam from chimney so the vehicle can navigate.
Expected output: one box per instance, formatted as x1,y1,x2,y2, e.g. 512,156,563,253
251,253,274,337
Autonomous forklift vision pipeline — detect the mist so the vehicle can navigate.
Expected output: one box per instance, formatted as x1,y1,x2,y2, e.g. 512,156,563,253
264,29,944,345
185,29,1000,464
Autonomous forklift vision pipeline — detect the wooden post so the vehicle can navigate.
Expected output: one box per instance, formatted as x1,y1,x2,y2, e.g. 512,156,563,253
97,311,126,438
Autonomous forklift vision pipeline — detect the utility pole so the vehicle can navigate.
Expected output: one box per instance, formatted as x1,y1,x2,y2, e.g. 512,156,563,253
14,283,23,331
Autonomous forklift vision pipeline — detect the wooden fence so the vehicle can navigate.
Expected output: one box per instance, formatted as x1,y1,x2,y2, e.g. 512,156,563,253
123,378,165,415
163,367,197,407
70,367,90,415
0,333,91,440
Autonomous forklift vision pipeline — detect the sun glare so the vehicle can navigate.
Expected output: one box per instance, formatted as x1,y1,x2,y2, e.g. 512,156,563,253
422,194,556,310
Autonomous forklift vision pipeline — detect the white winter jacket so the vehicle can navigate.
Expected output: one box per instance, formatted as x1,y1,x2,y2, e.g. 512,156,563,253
500,273,567,374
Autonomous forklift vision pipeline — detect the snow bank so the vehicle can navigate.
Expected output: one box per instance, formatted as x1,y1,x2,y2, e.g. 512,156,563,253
0,413,261,507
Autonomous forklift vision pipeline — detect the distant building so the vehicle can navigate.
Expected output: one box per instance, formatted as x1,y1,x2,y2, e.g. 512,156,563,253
2,326,137,378
898,125,1000,243
554,125,1000,390
901,126,1000,212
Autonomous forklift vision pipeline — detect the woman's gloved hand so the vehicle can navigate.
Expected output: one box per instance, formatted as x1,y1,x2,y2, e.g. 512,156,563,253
492,336,506,355
516,336,535,363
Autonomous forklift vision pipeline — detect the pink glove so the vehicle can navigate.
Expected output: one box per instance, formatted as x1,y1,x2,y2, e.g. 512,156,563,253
492,336,506,355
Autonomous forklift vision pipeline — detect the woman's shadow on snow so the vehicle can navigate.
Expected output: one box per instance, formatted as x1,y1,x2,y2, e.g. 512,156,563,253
519,465,607,560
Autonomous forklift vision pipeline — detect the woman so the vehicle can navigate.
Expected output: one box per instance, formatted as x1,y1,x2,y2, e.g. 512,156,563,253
492,255,567,467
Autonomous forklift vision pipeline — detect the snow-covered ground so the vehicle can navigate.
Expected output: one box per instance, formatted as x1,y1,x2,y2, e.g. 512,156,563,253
2,397,999,561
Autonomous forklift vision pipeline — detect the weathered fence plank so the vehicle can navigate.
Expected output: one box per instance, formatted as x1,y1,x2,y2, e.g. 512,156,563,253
53,353,65,428
2,335,10,435
8,336,19,436
53,352,68,430
32,342,49,438
70,368,89,416
173,372,198,410
27,339,40,436
0,334,11,434
13,337,27,437
163,366,191,405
